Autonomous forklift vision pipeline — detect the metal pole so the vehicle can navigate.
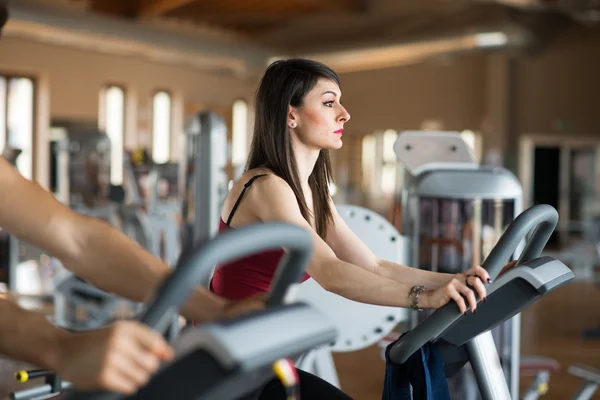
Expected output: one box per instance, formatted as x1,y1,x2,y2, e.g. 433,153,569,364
571,383,599,400
465,331,512,400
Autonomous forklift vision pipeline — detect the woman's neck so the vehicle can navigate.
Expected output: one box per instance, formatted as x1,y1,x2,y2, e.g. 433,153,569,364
293,143,320,190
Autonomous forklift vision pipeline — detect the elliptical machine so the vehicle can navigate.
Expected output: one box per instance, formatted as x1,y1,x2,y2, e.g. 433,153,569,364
11,222,338,400
393,130,525,398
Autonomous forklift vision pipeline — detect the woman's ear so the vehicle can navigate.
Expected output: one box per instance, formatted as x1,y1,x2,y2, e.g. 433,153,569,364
288,106,298,129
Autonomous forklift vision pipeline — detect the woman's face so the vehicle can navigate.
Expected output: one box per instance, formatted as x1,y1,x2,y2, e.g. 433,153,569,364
289,78,351,151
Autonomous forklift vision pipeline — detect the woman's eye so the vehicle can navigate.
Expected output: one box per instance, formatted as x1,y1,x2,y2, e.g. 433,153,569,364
323,101,334,107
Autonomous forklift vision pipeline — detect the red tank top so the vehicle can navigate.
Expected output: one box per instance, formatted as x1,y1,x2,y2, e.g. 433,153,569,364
209,175,311,300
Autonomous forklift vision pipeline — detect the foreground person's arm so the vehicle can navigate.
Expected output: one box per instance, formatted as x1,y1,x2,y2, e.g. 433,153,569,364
0,298,173,394
0,158,261,322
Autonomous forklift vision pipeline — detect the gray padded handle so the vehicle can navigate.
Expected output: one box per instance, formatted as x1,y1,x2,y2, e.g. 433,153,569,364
389,204,558,364
140,222,313,332
481,204,558,279
62,222,313,400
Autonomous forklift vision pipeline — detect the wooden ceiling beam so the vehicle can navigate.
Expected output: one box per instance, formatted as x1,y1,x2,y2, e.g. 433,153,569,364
134,0,367,18
150,0,298,17
136,0,199,18
294,0,367,13
89,0,139,18
87,0,367,24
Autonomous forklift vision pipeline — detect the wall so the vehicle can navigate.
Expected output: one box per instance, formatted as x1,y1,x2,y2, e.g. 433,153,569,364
2,24,600,190
0,36,256,186
337,26,600,142
0,37,256,119
515,27,600,137
338,54,488,135
328,25,600,212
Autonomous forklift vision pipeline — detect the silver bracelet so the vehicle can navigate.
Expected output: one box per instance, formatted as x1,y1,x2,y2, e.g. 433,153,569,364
408,285,426,311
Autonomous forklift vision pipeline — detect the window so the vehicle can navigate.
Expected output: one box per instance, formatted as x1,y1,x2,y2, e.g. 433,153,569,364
100,85,125,185
0,75,35,180
231,99,248,167
152,91,171,164
381,129,398,195
461,130,483,163
0,78,5,152
361,134,377,193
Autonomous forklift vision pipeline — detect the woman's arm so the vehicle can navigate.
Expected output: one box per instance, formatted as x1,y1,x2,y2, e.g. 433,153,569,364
376,259,454,288
0,158,224,322
326,203,510,291
325,203,454,289
247,176,459,309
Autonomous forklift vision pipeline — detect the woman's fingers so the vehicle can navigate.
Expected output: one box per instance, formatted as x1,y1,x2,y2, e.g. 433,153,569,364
447,283,468,315
456,281,478,314
466,275,487,302
469,265,491,284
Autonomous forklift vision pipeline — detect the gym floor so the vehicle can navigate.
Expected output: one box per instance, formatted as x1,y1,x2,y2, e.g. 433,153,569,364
1,280,598,399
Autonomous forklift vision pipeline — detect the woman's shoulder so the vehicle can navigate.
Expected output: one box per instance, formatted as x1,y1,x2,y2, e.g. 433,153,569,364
236,168,291,193
222,169,295,221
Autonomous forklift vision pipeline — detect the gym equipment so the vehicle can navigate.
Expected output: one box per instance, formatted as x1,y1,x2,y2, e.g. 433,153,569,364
295,204,409,388
143,164,181,266
519,362,600,400
121,153,180,266
180,110,228,253
394,130,524,398
520,356,560,400
53,275,138,331
65,222,335,400
388,204,574,400
392,132,600,399
1,146,22,166
49,120,113,217
0,234,55,309
179,110,229,286
11,369,71,400
18,222,336,400
567,364,600,400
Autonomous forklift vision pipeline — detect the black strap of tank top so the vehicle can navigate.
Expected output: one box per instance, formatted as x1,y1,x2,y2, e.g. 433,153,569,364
226,174,268,226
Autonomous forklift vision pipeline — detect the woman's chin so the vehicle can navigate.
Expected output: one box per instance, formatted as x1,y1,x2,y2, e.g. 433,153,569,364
328,138,343,150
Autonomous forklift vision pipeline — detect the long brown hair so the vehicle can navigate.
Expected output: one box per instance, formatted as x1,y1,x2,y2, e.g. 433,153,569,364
246,58,338,239
0,0,8,31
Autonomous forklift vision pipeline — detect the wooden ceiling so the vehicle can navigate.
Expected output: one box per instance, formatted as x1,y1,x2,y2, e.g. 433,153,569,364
89,0,367,19
70,0,593,52
79,0,501,50
88,0,368,30
82,0,379,46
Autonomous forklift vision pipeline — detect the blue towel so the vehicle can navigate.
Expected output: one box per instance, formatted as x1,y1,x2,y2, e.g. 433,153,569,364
382,336,451,400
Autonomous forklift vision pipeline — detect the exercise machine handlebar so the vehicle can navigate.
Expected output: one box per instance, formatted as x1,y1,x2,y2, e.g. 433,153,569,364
139,222,313,333
388,204,559,365
62,222,313,400
482,204,558,279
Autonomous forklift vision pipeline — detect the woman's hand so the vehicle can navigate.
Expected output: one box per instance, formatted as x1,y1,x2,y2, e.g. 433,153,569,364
422,266,490,314
421,261,518,314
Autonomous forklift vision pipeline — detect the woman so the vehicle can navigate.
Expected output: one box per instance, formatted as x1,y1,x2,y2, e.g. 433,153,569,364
211,58,511,398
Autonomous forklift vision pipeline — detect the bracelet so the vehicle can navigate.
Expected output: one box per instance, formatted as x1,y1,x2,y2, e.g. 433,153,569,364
408,285,426,311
